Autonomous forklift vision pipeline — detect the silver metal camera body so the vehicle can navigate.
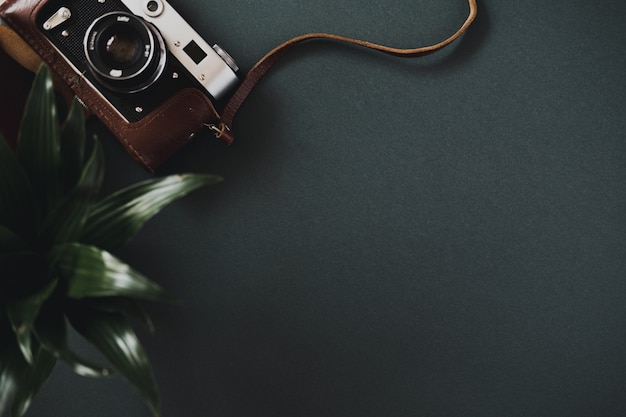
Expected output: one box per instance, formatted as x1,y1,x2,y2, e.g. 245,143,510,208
37,0,239,122
121,0,239,99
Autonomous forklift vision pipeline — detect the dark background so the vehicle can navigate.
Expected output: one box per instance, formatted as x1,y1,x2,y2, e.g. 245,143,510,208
28,0,626,416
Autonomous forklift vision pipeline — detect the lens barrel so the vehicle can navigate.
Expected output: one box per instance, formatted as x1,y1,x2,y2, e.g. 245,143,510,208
84,12,166,93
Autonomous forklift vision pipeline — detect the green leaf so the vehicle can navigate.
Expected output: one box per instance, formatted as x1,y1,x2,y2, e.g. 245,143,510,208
82,174,221,251
55,243,176,302
88,297,156,334
0,132,36,237
10,346,57,417
68,309,160,416
17,64,62,215
0,252,49,302
0,225,28,253
0,343,22,416
0,252,48,299
34,306,112,378
64,350,112,378
6,280,58,364
60,98,87,192
0,335,53,417
39,137,105,247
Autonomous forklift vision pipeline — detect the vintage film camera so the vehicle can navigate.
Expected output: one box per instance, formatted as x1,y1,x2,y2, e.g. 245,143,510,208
0,0,240,170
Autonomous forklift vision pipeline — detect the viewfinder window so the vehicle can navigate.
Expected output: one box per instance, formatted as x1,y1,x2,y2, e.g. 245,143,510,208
183,40,207,64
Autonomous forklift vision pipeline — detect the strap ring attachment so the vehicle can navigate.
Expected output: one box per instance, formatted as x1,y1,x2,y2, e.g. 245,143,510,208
204,122,229,139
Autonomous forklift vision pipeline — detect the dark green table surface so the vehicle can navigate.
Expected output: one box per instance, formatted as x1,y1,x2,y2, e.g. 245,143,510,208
29,0,626,416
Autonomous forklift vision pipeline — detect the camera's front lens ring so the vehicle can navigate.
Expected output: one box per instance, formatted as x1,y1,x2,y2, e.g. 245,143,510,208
84,12,166,93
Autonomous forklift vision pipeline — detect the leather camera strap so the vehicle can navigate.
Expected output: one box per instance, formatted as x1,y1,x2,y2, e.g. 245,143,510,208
0,0,477,150
212,0,478,144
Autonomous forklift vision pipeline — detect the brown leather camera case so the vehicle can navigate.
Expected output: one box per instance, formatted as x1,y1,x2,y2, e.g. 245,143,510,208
0,0,221,171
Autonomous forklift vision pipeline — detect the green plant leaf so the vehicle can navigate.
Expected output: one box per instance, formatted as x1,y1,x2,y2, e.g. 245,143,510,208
0,343,22,416
88,297,156,334
17,64,62,216
6,280,58,364
82,174,221,251
0,252,49,302
60,98,87,192
34,305,112,378
0,251,50,303
0,225,28,253
68,309,160,416
10,346,57,417
55,243,175,302
0,132,36,237
64,350,113,378
39,137,105,247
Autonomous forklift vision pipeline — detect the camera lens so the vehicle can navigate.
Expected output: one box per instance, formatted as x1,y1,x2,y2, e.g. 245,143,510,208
84,12,166,93
103,27,142,67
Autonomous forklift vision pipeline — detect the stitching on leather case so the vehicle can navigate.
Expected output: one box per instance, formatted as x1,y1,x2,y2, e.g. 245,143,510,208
2,0,218,171
1,2,153,167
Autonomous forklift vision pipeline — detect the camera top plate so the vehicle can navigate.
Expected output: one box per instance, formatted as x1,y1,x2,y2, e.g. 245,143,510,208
123,0,238,99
